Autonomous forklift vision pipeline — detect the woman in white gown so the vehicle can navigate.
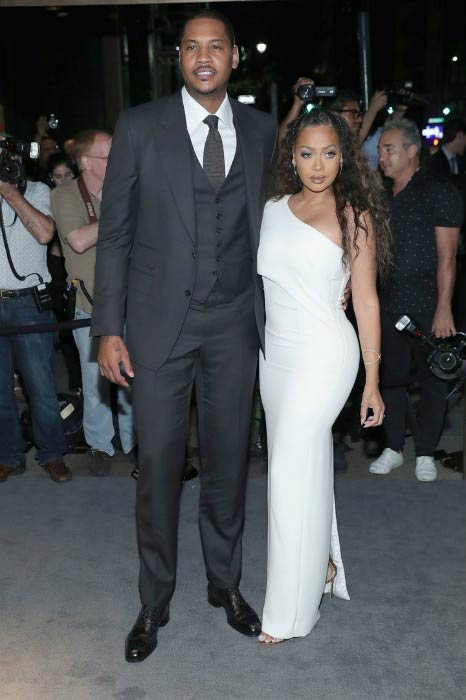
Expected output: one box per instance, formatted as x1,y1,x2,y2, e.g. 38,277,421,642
257,108,392,643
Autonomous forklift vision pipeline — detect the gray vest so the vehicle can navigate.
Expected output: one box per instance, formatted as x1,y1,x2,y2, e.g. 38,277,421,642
191,143,252,303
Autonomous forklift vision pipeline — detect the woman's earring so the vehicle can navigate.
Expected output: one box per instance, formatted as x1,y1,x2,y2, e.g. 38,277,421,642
293,163,298,179
339,158,343,175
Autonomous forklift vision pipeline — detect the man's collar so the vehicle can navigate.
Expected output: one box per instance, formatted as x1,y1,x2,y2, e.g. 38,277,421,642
181,86,233,130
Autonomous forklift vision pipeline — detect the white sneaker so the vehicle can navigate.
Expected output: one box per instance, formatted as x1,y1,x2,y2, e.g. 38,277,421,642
369,448,403,475
415,456,437,482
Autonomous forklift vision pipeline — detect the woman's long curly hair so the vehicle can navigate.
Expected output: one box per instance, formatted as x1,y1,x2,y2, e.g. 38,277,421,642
272,108,392,277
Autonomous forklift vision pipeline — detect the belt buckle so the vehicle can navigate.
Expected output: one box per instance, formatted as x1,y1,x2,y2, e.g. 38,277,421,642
0,289,9,299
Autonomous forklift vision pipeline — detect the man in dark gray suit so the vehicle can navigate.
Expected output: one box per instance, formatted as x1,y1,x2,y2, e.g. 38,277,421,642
92,9,277,662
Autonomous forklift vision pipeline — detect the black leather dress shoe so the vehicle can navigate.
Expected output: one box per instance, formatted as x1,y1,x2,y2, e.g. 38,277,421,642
125,604,170,663
207,583,261,637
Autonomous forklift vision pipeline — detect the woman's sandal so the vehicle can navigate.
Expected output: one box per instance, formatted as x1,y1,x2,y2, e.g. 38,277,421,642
258,632,285,645
326,558,337,598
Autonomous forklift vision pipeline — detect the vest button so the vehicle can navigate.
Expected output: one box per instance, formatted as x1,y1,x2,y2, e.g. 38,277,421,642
185,290,191,297
216,212,222,219
212,271,218,276
192,252,197,259
216,226,222,233
216,241,222,248
216,256,221,262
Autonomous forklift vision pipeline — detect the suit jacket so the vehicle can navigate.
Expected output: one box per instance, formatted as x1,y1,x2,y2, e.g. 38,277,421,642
91,92,277,371
428,148,466,179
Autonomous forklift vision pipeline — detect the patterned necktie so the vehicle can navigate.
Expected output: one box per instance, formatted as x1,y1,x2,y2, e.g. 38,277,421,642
203,115,225,190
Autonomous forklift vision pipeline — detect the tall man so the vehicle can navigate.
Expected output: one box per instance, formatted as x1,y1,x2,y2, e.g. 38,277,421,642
370,118,463,481
92,10,277,662
51,130,135,475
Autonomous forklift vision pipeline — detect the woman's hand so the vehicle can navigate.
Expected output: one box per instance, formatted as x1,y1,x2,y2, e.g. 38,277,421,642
360,385,385,428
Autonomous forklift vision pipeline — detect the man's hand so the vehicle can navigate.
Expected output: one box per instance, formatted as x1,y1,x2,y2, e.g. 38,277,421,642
98,335,134,387
0,180,18,199
432,307,456,338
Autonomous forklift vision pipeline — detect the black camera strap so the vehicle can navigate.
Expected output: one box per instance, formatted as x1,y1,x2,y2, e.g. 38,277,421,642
0,184,44,286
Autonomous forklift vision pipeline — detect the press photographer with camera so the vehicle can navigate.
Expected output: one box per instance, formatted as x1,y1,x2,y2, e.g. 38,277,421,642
278,77,386,148
0,136,71,483
369,117,464,481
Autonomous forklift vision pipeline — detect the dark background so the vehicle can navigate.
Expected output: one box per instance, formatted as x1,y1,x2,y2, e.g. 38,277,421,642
0,0,465,142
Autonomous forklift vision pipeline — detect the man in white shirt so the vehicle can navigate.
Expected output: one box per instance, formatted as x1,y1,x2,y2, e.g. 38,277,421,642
91,8,277,662
0,147,71,483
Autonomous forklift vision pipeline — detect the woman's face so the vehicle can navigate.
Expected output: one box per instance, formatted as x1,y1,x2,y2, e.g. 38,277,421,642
51,163,74,186
293,125,341,194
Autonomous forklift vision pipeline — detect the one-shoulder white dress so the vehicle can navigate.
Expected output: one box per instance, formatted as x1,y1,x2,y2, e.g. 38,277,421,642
257,195,360,639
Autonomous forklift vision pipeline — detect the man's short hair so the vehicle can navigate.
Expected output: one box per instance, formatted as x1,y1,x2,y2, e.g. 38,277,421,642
380,117,422,153
442,116,466,145
179,9,236,48
72,129,111,165
326,89,361,112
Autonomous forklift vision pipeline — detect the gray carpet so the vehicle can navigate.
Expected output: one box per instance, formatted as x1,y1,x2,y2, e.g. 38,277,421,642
0,474,465,700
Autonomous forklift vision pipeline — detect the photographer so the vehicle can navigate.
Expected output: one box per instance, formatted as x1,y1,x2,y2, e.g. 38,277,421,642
51,129,136,476
369,118,463,481
0,138,71,483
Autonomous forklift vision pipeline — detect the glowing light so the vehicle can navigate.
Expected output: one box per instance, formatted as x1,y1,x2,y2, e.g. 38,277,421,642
422,125,443,140
238,95,256,105
452,56,458,62
442,107,451,115
433,139,439,146
428,117,445,124
256,43,267,54
305,103,317,113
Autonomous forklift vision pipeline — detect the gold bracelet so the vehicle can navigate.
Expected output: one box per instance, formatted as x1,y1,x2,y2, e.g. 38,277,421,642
362,349,381,365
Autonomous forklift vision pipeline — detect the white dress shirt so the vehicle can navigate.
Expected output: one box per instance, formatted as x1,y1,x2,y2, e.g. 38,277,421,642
181,86,237,176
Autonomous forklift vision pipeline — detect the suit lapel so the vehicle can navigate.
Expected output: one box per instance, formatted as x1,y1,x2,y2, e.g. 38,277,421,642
231,99,263,249
153,92,196,243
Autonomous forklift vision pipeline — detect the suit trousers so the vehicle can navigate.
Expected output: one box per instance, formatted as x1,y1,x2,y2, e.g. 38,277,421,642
380,310,449,457
132,287,258,607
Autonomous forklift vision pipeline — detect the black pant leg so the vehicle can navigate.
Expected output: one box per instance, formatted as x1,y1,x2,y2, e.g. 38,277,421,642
410,313,449,456
132,342,196,608
194,290,258,588
379,311,413,451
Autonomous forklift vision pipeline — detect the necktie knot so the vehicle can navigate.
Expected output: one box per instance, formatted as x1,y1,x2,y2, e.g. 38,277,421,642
204,115,219,130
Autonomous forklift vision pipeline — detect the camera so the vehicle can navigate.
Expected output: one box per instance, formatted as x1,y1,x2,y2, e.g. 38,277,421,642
297,84,337,102
385,81,414,108
395,314,466,386
47,113,59,130
0,139,40,184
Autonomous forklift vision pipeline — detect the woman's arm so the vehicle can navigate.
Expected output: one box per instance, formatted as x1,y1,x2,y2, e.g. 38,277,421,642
349,213,385,428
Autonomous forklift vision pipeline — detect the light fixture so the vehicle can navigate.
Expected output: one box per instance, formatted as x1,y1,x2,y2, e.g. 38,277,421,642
451,56,458,62
256,43,267,54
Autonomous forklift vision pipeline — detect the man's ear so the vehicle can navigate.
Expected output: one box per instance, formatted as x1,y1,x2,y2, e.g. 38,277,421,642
232,44,239,70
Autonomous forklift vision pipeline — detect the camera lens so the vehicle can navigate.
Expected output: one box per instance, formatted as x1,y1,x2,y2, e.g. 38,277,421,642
48,114,59,130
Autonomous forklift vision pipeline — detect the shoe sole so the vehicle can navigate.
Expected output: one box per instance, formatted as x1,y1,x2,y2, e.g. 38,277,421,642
207,592,261,637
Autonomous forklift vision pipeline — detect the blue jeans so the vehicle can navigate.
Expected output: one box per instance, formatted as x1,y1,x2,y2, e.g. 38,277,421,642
0,294,66,467
73,307,135,455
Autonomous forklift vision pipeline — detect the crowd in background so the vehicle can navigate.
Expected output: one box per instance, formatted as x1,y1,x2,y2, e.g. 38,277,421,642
1,83,465,483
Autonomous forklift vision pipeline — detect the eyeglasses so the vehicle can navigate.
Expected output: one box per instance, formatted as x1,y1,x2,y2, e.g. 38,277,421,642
86,154,109,159
337,109,362,118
